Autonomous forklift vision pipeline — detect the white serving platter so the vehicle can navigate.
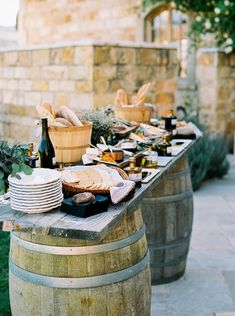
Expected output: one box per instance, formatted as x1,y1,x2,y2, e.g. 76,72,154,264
8,168,61,186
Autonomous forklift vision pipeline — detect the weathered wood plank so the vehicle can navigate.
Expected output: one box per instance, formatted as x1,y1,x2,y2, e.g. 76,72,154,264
0,139,196,240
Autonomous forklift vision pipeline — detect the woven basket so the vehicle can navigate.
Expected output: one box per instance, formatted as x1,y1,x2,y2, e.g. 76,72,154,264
115,106,153,124
63,166,129,195
49,121,92,164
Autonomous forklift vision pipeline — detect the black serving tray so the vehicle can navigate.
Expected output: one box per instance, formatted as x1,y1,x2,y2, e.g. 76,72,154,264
61,195,109,218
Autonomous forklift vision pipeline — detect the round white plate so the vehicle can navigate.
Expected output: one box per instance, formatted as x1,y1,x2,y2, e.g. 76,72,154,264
9,178,62,190
11,203,62,214
11,197,63,210
11,194,63,206
10,186,62,197
8,168,61,186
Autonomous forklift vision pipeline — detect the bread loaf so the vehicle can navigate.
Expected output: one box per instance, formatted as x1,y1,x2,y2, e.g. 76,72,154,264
136,83,151,107
36,104,55,126
41,103,55,117
55,106,83,126
114,89,128,106
54,117,73,127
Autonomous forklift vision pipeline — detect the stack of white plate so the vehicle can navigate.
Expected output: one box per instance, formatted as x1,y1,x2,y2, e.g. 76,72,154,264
9,168,63,213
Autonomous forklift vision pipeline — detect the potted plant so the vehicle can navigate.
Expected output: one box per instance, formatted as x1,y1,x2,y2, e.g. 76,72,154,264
0,141,32,194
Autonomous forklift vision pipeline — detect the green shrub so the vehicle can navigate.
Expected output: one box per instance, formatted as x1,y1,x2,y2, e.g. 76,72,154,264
187,117,230,190
0,231,10,316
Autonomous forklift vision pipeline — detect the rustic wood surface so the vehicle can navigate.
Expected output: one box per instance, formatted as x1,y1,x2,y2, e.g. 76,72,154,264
0,139,196,240
141,155,194,284
9,208,151,316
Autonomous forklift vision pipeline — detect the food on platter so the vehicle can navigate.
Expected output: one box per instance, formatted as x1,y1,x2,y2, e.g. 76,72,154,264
36,103,83,127
101,152,116,163
72,192,95,204
61,167,117,191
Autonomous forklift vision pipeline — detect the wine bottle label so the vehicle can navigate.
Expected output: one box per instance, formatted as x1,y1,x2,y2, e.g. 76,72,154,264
171,119,177,125
129,173,142,182
167,147,172,154
53,157,56,165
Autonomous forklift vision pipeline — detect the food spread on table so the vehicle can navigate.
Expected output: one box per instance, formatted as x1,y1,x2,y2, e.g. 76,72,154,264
3,86,202,217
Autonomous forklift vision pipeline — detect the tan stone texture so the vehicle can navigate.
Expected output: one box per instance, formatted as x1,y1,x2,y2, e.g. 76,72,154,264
0,44,178,143
18,0,142,45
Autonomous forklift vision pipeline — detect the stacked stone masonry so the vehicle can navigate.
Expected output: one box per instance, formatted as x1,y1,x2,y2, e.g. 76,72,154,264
197,49,235,149
18,0,142,45
0,43,178,143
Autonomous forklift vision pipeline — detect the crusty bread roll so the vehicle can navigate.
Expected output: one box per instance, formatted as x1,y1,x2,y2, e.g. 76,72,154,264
56,106,83,126
54,117,73,127
114,89,128,106
136,83,151,107
36,104,55,126
41,103,55,117
131,95,138,106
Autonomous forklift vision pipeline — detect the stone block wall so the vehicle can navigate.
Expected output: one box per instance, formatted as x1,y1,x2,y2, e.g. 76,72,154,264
0,42,178,144
197,48,235,148
19,0,142,45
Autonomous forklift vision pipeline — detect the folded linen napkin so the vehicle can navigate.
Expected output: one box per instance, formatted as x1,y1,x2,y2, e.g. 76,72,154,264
177,122,203,138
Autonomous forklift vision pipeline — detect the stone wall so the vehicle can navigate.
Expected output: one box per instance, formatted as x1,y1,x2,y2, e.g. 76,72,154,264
197,48,235,148
18,0,142,45
0,42,178,144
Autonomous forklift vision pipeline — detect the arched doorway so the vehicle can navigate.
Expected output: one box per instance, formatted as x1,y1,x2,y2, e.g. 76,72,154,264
144,4,189,78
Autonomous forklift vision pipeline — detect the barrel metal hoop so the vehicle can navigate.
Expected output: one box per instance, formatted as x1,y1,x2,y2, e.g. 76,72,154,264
166,168,190,179
150,252,188,268
148,230,192,250
11,225,145,255
145,190,193,204
9,252,149,289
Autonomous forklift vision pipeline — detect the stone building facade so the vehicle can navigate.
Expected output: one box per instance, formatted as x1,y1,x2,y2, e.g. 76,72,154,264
18,0,142,45
1,0,234,149
0,42,178,143
197,49,235,149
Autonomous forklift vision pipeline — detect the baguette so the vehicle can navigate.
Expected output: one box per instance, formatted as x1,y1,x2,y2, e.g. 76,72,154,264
136,83,151,107
54,117,73,127
40,102,55,117
114,89,128,106
55,106,83,126
36,104,55,126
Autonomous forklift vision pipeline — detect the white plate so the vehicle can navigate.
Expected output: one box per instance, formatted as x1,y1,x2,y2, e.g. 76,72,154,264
11,194,63,206
9,185,62,196
11,202,62,214
8,168,61,186
9,178,61,189
157,156,173,167
142,168,161,183
11,197,63,209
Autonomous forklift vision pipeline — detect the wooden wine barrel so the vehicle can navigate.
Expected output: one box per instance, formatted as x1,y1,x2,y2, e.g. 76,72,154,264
141,156,193,284
9,209,151,316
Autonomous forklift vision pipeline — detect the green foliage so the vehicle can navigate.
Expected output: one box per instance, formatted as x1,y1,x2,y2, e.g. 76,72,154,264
187,117,229,190
0,141,32,193
142,0,235,53
0,231,11,315
80,110,117,145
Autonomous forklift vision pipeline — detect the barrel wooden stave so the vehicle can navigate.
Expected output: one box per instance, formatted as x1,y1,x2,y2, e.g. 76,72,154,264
142,156,193,284
9,209,151,316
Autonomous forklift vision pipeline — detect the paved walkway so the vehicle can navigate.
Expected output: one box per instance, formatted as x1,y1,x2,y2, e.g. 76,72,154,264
151,156,235,316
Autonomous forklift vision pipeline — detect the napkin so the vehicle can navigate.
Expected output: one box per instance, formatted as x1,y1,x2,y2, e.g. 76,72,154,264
177,122,203,138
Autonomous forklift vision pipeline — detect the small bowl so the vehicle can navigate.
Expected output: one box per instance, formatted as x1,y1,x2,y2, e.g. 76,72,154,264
103,149,124,162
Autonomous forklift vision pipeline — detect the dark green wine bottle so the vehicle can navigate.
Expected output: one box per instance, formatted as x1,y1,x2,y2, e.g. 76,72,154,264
38,118,56,168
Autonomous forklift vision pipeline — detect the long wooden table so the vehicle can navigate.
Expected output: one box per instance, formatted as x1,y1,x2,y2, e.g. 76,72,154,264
0,138,197,316
0,139,196,240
